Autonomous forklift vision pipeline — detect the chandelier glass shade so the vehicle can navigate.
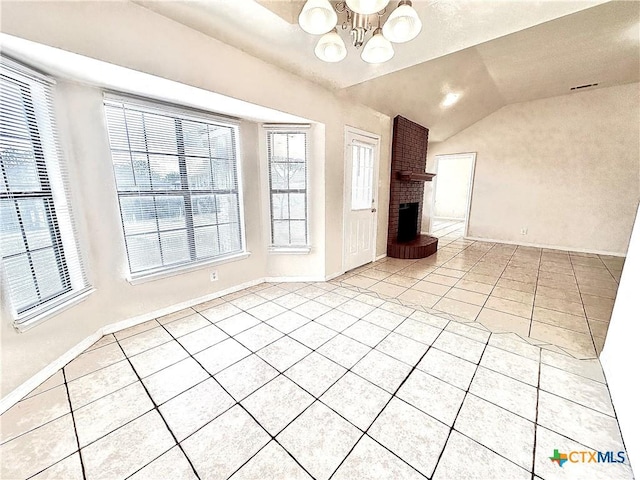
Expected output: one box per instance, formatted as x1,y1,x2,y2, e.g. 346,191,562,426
382,1,422,43
299,0,421,64
298,0,338,35
345,0,390,15
315,29,348,62
361,28,394,63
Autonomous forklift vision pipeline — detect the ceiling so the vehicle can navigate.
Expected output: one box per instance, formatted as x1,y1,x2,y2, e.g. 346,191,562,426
137,0,640,141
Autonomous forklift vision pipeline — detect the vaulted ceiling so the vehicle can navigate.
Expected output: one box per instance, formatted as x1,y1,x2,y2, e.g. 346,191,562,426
137,0,639,141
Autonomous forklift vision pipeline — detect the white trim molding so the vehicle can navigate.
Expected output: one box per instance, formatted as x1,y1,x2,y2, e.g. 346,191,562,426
0,277,263,414
464,236,627,257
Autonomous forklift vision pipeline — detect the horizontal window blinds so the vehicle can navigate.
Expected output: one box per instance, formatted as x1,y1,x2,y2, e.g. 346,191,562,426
103,97,243,276
266,130,308,247
0,57,89,323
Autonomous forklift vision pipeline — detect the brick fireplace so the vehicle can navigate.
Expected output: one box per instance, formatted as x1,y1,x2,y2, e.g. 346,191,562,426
387,115,438,259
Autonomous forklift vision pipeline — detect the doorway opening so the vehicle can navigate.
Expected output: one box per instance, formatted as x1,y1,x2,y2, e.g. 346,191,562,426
429,153,476,237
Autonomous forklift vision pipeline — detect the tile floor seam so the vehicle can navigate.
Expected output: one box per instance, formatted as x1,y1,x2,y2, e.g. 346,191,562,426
0,407,70,447
163,320,321,480
23,452,79,480
30,369,87,480
112,335,202,480
530,346,542,479
430,330,493,477
528,247,543,338
569,253,602,356
324,320,453,480
214,302,440,475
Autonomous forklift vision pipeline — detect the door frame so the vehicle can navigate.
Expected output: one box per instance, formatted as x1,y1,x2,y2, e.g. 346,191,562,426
429,152,477,238
342,126,381,273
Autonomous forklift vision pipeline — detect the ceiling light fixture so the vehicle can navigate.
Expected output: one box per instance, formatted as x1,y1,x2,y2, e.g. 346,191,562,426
299,0,422,64
442,92,460,107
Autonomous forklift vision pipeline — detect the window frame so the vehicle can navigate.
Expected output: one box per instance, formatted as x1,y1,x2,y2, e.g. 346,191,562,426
0,57,92,330
103,94,247,280
264,125,311,252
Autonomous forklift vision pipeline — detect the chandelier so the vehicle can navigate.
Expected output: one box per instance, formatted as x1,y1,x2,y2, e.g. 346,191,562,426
298,0,422,64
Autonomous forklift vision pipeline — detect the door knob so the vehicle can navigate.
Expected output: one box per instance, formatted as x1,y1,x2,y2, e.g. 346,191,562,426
371,208,377,213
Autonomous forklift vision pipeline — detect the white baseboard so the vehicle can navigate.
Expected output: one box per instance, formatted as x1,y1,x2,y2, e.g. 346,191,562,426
1,277,264,414
102,278,265,335
264,276,327,282
0,330,102,415
1,267,369,412
463,236,627,257
375,253,387,261
324,271,344,281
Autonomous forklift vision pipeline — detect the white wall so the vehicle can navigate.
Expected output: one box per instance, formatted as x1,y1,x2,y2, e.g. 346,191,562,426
600,204,640,470
425,83,640,254
433,154,474,220
0,1,391,396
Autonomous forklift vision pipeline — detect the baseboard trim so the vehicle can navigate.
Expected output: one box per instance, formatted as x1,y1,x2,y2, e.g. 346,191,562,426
375,253,387,261
324,271,343,281
1,277,265,414
264,276,327,282
102,278,265,335
0,330,102,415
463,236,626,257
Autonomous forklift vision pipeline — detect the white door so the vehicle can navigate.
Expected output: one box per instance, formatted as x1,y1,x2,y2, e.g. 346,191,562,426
344,129,379,272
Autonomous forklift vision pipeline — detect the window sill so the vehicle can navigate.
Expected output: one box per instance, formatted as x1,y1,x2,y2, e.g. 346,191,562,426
127,251,252,285
268,246,311,254
13,287,96,333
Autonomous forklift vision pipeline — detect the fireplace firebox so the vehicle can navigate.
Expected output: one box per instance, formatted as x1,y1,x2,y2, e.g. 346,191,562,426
398,202,419,242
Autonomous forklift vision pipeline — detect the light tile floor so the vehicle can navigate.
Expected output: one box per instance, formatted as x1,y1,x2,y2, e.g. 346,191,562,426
0,221,632,479
340,219,624,359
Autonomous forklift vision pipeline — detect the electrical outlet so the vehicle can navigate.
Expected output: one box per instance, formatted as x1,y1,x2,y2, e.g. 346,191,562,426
210,271,218,282
520,228,528,235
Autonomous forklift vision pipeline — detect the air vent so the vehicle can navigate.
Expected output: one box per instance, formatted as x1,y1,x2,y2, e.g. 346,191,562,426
570,83,599,91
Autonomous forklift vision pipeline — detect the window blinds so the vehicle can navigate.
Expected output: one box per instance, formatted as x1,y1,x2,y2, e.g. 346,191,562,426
103,96,243,276
0,57,89,324
266,130,309,247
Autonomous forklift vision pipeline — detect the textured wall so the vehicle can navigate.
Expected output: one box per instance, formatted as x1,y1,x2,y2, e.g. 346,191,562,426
426,83,640,254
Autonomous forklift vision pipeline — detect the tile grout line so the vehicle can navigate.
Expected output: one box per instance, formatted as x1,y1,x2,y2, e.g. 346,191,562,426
218,298,448,478
427,331,493,478
155,317,319,480
22,369,88,480
112,336,202,480
325,322,453,480
568,252,600,357
528,245,543,337
66,369,89,479
530,346,542,480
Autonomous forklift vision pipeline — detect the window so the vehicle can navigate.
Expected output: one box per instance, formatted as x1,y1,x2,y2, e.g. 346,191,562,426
0,57,89,326
103,96,244,277
266,129,309,248
351,142,374,210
